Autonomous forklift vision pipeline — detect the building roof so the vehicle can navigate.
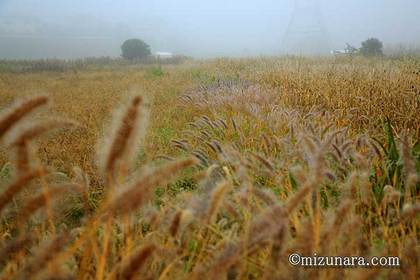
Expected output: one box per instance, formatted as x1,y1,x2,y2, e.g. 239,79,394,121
155,52,173,56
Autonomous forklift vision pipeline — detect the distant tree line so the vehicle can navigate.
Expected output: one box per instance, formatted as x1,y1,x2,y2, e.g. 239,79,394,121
0,55,189,73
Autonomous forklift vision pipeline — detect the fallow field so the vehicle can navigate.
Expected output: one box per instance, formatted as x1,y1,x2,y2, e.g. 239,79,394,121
0,56,419,279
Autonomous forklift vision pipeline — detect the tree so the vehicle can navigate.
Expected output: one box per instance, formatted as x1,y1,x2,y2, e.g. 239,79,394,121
121,39,151,60
359,38,383,56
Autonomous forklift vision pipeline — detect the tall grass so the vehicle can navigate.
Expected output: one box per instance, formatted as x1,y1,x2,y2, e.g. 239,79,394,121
0,57,418,279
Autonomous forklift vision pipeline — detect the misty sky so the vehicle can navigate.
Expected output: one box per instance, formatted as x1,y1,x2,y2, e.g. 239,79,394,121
0,0,419,58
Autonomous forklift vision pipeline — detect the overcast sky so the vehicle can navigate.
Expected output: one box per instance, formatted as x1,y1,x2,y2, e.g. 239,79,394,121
0,0,419,58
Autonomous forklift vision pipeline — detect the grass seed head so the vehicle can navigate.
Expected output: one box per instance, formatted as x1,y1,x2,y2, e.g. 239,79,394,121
0,95,48,139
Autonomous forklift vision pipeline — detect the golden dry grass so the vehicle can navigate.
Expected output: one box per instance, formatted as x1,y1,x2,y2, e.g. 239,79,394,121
0,57,419,279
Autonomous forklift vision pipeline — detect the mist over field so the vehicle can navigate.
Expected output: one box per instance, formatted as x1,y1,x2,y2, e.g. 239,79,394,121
1,0,420,58
1,1,420,279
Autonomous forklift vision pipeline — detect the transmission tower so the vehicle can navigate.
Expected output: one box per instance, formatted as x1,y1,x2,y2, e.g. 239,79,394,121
282,0,330,55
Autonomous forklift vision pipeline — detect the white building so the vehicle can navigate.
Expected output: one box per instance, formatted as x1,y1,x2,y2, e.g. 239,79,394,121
154,52,173,59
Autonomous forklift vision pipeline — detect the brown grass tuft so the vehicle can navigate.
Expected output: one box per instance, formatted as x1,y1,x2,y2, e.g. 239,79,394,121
0,235,33,264
105,158,196,216
102,95,145,179
0,168,42,213
0,95,48,139
8,120,76,174
16,183,81,226
116,243,156,280
16,233,70,280
169,210,182,237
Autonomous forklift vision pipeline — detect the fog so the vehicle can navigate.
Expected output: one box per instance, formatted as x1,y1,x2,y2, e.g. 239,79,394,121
1,0,419,59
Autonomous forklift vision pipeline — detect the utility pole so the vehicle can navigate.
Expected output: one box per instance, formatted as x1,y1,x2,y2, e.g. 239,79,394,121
282,0,330,55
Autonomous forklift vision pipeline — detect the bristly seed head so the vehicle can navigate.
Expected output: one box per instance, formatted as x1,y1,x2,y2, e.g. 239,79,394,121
0,95,48,139
99,94,148,182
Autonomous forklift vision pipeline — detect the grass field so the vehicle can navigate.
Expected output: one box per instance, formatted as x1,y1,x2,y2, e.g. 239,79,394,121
0,56,419,279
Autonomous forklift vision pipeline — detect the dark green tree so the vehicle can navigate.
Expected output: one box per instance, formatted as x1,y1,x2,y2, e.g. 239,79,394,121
359,38,384,56
121,39,151,60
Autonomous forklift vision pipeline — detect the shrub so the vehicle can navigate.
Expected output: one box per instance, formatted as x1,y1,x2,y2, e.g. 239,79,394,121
360,38,384,56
